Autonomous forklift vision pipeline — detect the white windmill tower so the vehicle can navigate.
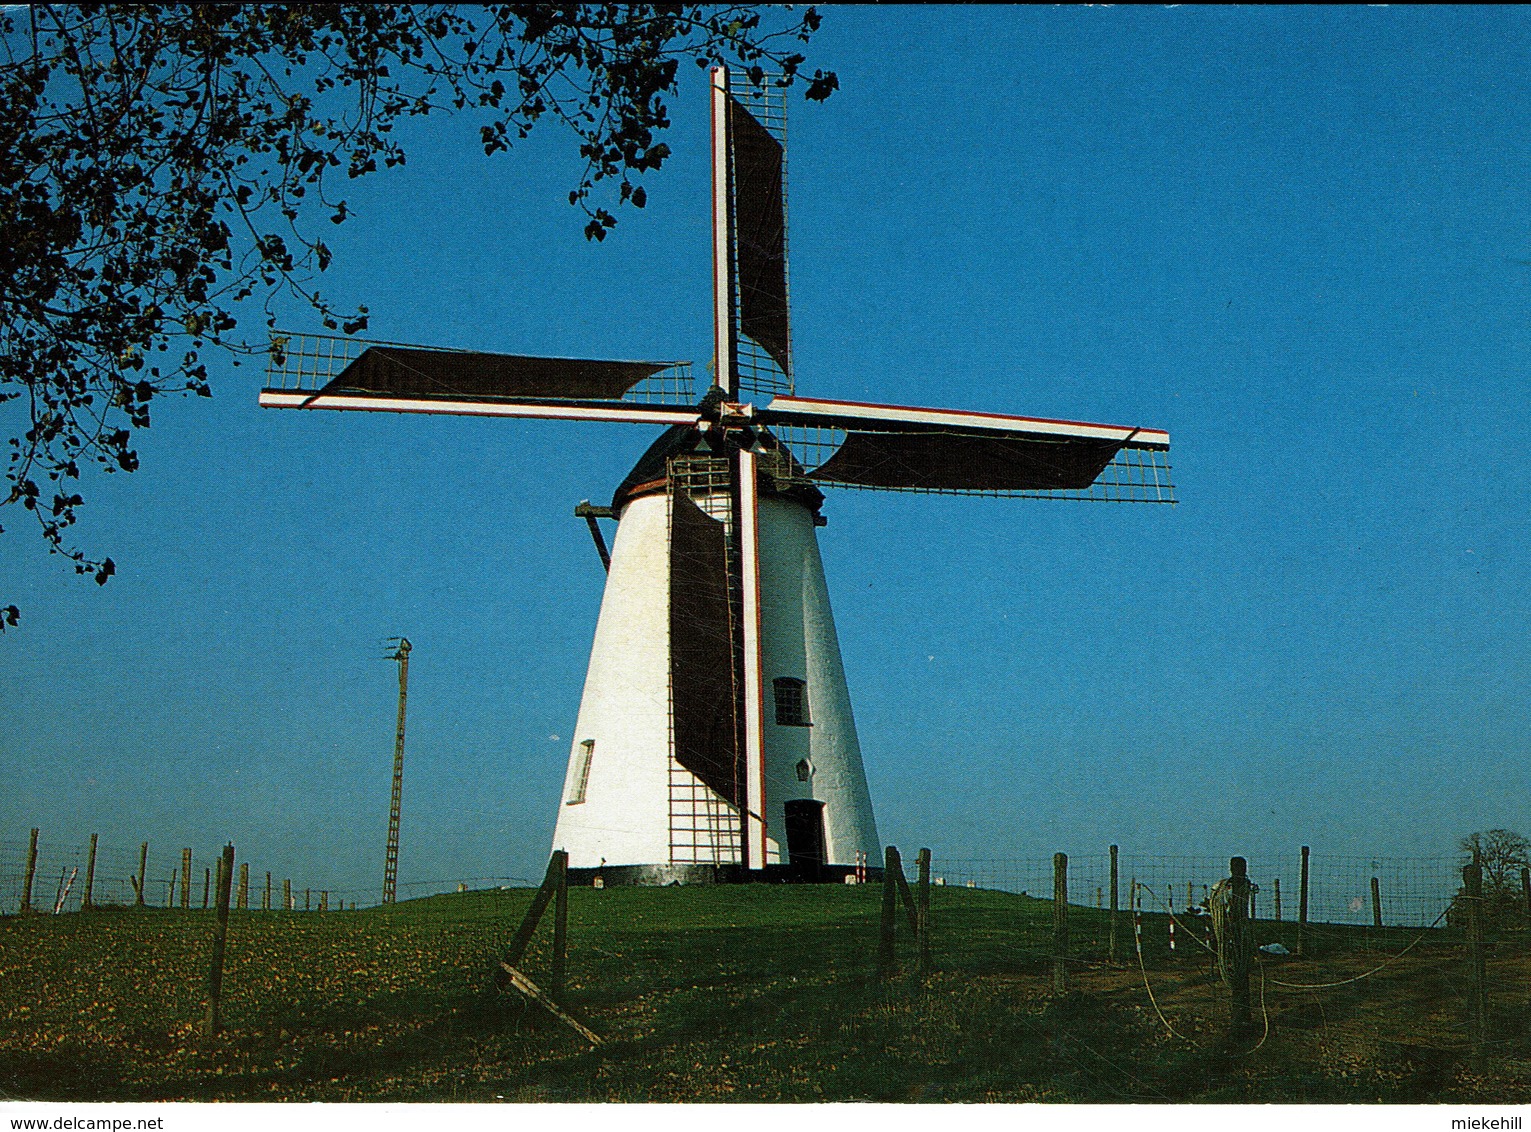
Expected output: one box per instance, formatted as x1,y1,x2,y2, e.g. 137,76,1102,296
260,68,1174,885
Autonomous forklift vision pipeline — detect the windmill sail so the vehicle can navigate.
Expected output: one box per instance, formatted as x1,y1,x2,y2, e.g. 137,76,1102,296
807,431,1124,491
760,396,1174,502
728,94,790,377
667,489,741,807
314,346,671,401
715,69,793,399
260,332,700,426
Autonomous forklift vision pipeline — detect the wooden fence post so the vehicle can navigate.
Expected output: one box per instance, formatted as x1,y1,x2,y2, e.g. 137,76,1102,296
319,890,328,913
1108,844,1120,964
1052,852,1069,994
1463,862,1487,1063
878,846,898,979
917,847,932,975
82,833,98,911
21,828,39,914
181,849,192,910
305,888,311,912
166,869,176,907
497,851,569,979
203,844,235,1036
134,842,148,907
202,867,211,909
1273,876,1282,922
1222,857,1253,1040
1371,876,1382,928
237,863,248,910
552,859,569,1003
1297,845,1310,955
263,872,271,912
1521,866,1530,927
283,879,292,911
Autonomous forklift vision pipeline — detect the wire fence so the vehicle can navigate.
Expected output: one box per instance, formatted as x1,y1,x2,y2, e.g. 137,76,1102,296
0,829,1526,1102
0,834,494,917
0,829,1470,931
937,850,1463,928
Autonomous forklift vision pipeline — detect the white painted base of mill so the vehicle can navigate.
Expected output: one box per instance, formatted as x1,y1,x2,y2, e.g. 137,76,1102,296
550,489,880,876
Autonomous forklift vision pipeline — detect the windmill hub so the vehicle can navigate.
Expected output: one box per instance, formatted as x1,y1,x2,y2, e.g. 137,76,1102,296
259,67,1174,887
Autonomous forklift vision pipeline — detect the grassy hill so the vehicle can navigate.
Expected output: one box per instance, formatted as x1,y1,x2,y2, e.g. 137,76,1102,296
1,883,1526,1102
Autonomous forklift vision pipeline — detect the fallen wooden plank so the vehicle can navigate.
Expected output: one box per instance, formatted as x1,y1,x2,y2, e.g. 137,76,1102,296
499,962,602,1046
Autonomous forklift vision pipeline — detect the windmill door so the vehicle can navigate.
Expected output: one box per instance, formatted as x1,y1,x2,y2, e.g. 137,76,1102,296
783,800,827,872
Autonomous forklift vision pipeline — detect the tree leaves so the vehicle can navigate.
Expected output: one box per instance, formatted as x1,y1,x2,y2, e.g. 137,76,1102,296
0,4,836,628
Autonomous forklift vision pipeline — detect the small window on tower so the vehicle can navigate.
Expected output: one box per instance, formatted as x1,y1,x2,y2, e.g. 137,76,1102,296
566,740,594,805
774,677,810,727
796,758,813,782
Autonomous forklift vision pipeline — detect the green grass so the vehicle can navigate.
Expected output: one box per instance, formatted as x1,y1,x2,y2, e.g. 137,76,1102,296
0,884,1525,1102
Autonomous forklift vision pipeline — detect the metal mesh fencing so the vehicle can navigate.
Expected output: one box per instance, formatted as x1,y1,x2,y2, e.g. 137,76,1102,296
937,850,1461,928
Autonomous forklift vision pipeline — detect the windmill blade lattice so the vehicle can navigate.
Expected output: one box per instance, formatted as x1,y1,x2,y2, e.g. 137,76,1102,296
721,73,794,399
265,331,695,404
261,331,698,426
760,397,1175,503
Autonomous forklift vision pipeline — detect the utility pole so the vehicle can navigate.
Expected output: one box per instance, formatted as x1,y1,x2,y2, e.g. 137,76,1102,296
382,637,411,905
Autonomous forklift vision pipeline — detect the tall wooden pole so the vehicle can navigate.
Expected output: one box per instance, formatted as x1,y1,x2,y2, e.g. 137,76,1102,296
912,851,924,974
1225,857,1253,1039
383,638,411,905
20,828,39,913
1052,853,1069,994
82,833,98,910
1463,862,1487,1063
552,861,569,1003
203,844,235,1036
135,841,148,907
878,847,898,979
1370,876,1383,928
1297,845,1310,956
1108,844,1120,964
181,849,192,910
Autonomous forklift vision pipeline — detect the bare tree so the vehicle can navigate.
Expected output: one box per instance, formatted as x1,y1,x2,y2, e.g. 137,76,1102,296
1458,829,1530,900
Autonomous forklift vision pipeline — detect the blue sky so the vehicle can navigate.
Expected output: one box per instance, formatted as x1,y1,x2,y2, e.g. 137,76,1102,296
3,7,1528,895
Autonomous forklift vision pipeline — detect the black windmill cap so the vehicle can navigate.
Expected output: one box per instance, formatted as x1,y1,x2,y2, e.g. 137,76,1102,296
611,387,824,513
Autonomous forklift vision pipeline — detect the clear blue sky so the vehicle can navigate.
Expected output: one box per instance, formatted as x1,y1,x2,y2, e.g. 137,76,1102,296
3,7,1528,895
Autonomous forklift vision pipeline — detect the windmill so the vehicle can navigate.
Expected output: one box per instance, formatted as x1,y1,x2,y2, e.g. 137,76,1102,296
260,68,1174,885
